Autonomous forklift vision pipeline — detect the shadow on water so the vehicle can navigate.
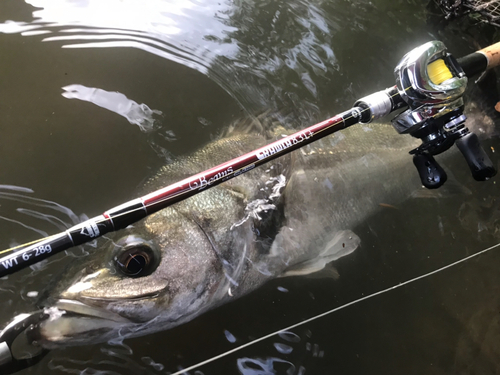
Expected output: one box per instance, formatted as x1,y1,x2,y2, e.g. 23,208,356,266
1,0,500,374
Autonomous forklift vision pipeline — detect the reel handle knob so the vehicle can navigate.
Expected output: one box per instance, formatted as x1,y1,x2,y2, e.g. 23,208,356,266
413,153,447,189
413,154,448,189
455,133,497,181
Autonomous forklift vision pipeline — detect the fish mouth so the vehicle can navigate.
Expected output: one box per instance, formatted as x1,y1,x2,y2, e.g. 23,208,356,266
78,291,160,302
47,299,131,323
37,299,132,346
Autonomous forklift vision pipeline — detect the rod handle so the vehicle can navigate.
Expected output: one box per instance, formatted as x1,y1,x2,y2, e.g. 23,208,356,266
458,41,500,77
479,41,500,70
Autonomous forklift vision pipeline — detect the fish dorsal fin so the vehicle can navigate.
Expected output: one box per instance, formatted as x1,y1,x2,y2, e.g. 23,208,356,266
220,110,293,142
281,230,360,277
220,110,276,138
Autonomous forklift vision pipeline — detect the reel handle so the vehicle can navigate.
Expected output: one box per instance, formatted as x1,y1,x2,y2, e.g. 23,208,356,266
413,153,447,189
455,133,497,181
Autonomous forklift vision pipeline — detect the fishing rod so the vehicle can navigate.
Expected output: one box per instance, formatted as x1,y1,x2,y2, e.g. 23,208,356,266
0,41,498,280
0,39,499,374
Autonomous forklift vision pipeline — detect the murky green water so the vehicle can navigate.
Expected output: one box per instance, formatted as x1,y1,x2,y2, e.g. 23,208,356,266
1,0,500,374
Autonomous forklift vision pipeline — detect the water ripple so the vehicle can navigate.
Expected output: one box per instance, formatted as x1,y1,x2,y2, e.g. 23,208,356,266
0,0,362,120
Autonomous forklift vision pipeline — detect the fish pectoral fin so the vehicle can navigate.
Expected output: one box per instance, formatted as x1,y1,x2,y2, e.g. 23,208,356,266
302,265,341,280
281,258,328,277
282,262,342,279
281,230,360,277
320,229,361,262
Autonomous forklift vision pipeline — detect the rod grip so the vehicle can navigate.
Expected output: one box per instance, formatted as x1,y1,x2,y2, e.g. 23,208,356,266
479,41,500,70
457,41,500,77
455,133,497,181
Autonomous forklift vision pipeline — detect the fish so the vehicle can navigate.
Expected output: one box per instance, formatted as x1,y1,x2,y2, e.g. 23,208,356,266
34,88,498,348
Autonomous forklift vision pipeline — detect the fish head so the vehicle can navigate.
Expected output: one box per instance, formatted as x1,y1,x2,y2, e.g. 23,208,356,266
36,206,224,347
34,130,291,348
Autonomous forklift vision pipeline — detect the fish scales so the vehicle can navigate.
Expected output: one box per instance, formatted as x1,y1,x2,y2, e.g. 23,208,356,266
34,120,455,347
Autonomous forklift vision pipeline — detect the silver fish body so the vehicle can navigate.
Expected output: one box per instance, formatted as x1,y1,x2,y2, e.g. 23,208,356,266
36,120,449,348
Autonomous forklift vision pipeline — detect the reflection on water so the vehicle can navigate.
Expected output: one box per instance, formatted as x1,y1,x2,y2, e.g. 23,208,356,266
237,357,297,375
0,185,83,237
0,0,500,374
61,84,163,132
0,0,243,108
0,0,390,117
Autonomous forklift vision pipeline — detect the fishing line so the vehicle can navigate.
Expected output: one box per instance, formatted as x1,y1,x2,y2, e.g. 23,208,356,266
170,241,500,375
0,236,59,255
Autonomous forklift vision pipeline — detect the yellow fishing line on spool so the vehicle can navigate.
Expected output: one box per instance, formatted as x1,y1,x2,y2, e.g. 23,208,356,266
427,59,453,85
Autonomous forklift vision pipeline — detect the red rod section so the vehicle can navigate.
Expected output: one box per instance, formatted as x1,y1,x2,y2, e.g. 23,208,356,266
141,109,357,213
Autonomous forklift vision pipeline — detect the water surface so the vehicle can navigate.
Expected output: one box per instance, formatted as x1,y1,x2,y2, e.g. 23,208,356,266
1,0,500,374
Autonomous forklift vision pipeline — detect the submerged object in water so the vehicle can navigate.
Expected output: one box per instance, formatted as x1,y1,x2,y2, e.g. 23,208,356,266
34,119,445,347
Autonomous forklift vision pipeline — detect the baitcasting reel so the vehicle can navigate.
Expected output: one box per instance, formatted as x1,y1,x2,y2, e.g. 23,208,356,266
355,41,496,189
392,40,496,188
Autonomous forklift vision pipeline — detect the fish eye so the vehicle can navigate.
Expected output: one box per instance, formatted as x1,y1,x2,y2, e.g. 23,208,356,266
113,237,159,278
